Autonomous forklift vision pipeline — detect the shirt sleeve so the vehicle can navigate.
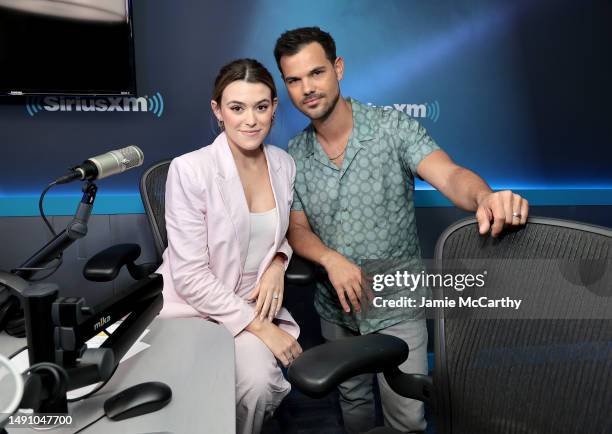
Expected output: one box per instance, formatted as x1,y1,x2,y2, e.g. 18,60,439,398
396,113,440,178
164,158,255,336
291,188,305,212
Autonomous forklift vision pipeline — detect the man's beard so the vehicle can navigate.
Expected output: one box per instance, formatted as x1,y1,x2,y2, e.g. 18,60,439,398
307,89,341,122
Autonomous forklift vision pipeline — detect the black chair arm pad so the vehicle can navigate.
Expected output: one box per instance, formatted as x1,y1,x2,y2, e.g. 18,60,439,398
126,262,160,280
83,244,141,282
288,334,408,398
285,255,317,285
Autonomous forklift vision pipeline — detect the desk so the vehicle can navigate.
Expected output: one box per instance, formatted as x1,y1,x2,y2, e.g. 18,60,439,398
0,318,235,433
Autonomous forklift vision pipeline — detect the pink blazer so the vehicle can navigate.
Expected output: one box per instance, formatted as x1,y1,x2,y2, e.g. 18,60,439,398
156,132,297,337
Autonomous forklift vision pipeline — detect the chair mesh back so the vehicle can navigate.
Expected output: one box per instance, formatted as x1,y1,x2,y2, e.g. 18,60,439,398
140,160,171,261
434,218,612,434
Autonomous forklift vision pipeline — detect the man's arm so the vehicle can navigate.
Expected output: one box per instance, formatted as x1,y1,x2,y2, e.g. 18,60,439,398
288,210,363,313
287,210,332,265
416,149,529,237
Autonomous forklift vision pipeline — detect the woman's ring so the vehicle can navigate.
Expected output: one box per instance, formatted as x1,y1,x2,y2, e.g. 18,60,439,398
272,293,279,300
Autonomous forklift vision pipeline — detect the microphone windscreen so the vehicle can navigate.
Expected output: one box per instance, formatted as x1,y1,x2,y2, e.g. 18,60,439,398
115,146,144,170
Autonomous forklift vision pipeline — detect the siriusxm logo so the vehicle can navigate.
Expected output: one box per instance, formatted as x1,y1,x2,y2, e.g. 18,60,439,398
25,92,165,118
367,100,440,122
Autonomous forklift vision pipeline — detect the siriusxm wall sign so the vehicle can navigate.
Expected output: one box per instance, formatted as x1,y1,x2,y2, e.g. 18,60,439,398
25,93,165,118
366,101,440,122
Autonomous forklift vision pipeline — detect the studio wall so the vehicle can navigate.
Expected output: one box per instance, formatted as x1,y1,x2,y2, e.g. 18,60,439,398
0,0,610,214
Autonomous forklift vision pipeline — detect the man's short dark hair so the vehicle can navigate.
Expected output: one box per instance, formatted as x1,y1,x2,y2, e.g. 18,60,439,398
273,27,337,74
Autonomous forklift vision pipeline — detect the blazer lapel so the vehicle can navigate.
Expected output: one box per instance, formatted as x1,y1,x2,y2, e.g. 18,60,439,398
256,145,284,280
212,133,250,272
265,145,283,247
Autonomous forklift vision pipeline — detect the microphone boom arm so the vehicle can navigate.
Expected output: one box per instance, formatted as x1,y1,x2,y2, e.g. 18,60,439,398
15,182,97,280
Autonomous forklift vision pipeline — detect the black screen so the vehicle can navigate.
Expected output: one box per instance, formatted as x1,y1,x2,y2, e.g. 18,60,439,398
0,0,136,95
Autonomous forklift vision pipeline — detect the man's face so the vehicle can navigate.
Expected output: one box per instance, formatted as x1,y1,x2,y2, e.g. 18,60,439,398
279,42,344,121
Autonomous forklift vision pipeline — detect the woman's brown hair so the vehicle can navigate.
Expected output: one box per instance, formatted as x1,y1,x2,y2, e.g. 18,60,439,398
212,58,277,104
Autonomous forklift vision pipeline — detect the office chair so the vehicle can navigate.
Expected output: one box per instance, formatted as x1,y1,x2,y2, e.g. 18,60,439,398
139,160,171,263
288,217,612,434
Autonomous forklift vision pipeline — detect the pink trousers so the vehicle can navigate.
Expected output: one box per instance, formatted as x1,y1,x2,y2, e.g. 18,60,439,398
161,271,299,434
234,271,299,434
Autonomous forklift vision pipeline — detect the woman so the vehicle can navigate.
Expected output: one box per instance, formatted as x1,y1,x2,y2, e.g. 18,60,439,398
156,58,302,434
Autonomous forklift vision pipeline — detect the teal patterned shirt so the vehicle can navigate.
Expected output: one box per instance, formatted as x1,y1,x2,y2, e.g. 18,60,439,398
288,98,440,334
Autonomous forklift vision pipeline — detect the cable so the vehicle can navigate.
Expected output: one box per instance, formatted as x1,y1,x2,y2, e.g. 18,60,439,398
72,413,105,434
38,181,58,237
12,328,116,400
16,361,109,434
22,362,69,401
8,345,27,360
67,363,118,403
13,350,117,401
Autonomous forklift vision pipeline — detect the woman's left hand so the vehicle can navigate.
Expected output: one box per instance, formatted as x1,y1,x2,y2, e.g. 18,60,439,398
248,256,286,321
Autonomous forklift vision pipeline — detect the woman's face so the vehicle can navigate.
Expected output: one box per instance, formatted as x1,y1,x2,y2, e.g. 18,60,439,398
211,80,277,154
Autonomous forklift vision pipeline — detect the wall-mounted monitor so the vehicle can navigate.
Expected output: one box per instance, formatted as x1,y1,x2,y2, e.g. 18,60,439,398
0,0,136,96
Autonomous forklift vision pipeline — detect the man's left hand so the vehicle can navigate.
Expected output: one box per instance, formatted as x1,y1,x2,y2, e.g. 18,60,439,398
475,190,529,237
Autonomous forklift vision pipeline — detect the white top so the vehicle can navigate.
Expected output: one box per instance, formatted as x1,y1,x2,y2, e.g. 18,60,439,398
244,208,277,273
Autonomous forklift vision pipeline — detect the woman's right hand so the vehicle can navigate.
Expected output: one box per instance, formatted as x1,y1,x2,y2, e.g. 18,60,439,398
246,318,302,367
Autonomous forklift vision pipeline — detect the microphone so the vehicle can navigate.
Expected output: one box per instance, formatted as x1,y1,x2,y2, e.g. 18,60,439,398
56,146,144,184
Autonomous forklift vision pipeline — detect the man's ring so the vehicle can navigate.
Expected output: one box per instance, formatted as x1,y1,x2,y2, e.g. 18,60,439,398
512,212,521,219
272,293,279,300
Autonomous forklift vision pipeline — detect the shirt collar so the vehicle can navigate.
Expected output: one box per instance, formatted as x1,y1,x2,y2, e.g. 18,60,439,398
304,97,376,157
348,98,376,143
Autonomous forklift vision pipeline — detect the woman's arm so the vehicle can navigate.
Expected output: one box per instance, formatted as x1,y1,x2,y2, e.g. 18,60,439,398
249,253,286,320
245,316,302,367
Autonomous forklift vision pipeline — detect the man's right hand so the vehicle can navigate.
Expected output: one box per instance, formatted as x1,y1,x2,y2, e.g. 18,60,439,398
246,318,302,367
287,211,363,313
321,250,363,313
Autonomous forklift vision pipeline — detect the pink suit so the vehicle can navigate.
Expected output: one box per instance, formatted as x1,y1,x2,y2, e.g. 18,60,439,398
156,132,299,434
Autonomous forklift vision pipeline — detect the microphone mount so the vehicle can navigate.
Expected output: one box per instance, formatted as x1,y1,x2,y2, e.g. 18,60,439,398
0,177,163,416
0,271,162,414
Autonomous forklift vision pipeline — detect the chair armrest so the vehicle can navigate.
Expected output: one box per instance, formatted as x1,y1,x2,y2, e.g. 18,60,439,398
285,255,318,285
83,244,143,282
383,368,435,408
288,334,408,398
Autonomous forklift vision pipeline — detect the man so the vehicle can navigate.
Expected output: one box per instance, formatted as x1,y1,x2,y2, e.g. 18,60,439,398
274,27,528,433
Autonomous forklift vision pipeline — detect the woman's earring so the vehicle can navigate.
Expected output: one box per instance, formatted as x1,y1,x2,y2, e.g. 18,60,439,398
217,119,224,130
271,113,276,125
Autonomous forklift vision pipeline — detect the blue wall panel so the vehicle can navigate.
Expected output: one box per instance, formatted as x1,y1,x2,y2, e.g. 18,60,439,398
0,0,610,215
